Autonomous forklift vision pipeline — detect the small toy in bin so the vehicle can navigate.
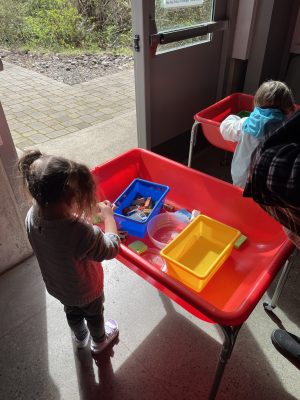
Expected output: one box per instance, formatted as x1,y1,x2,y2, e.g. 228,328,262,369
163,203,175,212
118,230,128,243
114,178,170,238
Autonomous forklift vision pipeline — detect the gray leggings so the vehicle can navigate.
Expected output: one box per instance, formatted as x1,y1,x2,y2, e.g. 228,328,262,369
64,293,105,342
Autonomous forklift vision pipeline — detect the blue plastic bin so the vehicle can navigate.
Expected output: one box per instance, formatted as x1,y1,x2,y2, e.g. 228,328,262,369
114,178,170,238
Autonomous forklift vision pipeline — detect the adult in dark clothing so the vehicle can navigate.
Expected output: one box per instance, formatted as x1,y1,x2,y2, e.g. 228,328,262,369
243,109,300,368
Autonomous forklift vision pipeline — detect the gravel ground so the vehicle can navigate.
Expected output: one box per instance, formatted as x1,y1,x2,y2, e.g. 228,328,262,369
0,48,134,85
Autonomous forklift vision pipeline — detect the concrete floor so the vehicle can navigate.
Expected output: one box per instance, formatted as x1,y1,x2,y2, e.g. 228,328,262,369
1,63,300,400
1,240,300,399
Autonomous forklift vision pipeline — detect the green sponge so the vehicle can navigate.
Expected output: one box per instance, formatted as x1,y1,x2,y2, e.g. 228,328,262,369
128,240,148,254
234,234,247,249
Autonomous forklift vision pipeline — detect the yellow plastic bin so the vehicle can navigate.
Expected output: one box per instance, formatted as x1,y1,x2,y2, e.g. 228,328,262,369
160,215,241,292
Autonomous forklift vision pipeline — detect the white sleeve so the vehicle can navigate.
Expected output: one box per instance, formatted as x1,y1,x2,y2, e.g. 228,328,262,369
220,115,247,142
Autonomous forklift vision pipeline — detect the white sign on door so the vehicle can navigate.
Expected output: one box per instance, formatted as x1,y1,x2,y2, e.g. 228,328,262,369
162,0,204,8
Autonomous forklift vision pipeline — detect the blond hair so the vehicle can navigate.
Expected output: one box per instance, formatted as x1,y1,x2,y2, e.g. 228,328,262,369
254,80,295,114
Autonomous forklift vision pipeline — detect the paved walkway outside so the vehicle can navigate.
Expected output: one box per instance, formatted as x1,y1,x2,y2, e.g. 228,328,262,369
0,61,136,151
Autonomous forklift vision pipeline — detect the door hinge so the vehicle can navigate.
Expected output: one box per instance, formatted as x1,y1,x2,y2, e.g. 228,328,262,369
133,34,140,52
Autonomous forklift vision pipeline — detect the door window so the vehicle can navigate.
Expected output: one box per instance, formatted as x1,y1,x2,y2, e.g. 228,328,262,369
155,0,214,53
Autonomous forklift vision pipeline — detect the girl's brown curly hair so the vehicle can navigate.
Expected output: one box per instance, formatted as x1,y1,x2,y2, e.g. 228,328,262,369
18,150,97,218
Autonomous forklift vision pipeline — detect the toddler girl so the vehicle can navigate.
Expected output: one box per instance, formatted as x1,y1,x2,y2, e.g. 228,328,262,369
220,80,295,188
18,150,120,354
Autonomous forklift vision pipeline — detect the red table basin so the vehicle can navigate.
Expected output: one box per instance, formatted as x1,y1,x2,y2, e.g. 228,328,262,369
92,148,293,326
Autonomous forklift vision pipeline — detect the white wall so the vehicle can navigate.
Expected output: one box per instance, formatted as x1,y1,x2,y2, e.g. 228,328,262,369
0,103,32,273
0,159,32,272
232,0,257,60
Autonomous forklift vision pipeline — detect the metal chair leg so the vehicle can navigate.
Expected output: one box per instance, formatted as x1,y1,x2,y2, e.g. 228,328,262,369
188,121,200,168
263,249,296,311
208,324,242,400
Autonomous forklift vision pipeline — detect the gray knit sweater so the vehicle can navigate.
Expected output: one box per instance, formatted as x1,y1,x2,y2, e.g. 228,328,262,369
25,205,120,306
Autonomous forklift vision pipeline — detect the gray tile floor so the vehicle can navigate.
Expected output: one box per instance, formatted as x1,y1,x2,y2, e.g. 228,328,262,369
1,62,300,400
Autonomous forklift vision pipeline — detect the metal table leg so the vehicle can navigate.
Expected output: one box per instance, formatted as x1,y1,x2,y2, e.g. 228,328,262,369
188,121,200,168
208,324,242,400
263,249,296,311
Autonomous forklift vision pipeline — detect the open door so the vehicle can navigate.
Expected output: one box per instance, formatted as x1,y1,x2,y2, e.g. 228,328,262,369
131,0,237,150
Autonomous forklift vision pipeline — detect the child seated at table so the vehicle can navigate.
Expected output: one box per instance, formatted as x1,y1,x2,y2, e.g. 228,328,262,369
220,80,295,188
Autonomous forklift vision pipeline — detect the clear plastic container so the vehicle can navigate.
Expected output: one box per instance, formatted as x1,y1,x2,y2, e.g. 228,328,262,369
147,212,190,249
141,248,167,271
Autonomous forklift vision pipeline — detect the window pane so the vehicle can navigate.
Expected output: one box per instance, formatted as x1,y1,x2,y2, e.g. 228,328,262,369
155,0,214,53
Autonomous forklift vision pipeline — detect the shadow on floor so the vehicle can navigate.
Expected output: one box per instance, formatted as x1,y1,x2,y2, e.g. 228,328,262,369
192,145,300,329
74,294,297,400
265,249,300,330
0,257,60,400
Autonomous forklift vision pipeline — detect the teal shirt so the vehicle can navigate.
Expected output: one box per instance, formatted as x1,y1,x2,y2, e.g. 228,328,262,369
242,107,285,138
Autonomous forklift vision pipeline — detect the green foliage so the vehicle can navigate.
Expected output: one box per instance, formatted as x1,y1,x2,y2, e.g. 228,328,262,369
154,0,213,53
75,0,131,32
155,0,212,31
0,0,28,46
74,0,132,50
99,25,132,50
0,0,132,52
23,0,95,49
0,0,212,54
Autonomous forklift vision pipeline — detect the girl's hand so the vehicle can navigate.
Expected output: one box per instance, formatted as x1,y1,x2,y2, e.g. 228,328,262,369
97,200,118,235
98,200,115,221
